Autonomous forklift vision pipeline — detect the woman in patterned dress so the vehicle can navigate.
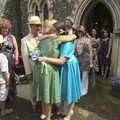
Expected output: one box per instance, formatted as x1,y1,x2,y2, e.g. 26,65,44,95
90,28,100,72
89,28,100,86
75,25,93,96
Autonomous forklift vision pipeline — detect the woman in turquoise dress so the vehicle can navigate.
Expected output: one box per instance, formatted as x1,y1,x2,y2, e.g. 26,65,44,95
60,42,82,104
38,22,82,120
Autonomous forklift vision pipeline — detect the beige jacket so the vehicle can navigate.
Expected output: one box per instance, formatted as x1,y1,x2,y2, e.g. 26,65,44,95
21,33,40,75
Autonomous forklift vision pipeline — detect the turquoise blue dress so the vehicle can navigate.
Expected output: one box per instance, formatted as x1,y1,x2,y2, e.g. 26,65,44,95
59,42,82,104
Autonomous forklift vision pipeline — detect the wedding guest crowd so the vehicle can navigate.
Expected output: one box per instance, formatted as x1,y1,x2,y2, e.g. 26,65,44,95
0,15,112,120
20,16,112,120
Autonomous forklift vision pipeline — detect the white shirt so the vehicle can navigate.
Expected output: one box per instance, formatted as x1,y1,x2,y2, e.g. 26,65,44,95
0,53,8,84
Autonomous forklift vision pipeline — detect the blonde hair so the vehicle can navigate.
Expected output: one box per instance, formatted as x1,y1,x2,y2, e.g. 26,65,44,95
0,18,12,30
42,19,57,34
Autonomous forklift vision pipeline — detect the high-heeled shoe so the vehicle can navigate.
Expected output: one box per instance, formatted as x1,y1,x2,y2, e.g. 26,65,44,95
63,110,74,120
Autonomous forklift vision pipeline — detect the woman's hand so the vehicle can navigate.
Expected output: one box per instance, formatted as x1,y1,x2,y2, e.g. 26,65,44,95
37,57,46,62
5,81,10,88
90,63,93,68
15,59,19,65
106,54,109,58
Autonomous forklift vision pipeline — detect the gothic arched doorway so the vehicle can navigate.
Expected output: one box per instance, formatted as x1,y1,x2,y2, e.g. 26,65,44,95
80,2,113,34
43,3,49,20
74,0,120,75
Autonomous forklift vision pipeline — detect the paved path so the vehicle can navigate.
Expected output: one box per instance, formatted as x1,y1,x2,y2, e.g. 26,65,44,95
1,83,120,120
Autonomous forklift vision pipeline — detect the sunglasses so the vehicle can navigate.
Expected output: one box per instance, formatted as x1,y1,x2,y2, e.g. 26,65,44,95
31,24,42,27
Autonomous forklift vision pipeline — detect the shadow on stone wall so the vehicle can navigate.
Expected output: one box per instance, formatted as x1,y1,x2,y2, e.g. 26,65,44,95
52,0,75,20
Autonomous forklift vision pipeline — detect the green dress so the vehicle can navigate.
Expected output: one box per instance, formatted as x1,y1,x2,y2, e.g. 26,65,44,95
32,36,60,104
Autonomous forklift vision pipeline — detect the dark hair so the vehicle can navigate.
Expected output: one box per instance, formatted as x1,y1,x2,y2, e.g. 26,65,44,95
64,19,73,29
101,28,110,37
72,28,79,38
53,21,65,33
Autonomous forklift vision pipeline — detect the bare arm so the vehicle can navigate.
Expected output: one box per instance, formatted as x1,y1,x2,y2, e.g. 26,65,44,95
107,38,112,57
38,56,67,65
1,56,10,87
2,72,9,87
12,35,19,63
58,35,76,42
40,34,76,42
88,39,93,66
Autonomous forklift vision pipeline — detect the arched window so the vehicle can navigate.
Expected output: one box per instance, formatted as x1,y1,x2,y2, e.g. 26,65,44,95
35,5,39,16
43,4,49,20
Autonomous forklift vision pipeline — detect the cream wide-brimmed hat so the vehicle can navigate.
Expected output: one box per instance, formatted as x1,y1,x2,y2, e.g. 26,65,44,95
0,35,5,44
28,16,41,25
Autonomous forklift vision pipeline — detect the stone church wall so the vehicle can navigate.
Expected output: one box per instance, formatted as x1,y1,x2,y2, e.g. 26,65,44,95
2,0,120,37
20,0,29,37
2,0,120,76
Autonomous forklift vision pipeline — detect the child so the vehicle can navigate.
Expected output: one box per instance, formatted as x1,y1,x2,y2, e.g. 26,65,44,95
0,35,12,116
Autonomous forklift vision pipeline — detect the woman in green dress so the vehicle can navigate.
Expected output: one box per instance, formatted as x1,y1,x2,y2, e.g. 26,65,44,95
32,20,76,120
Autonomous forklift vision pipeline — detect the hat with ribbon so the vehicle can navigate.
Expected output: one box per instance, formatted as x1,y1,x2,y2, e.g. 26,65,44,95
28,16,41,25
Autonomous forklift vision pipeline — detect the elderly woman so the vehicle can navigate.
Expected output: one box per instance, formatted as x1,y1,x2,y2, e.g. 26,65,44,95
36,21,82,120
0,18,19,65
0,18,19,102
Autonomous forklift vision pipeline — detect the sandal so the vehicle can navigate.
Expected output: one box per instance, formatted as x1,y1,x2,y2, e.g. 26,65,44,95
63,110,74,120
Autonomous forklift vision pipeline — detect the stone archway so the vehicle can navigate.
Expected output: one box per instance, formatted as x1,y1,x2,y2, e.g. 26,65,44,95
79,2,114,33
74,0,120,75
74,0,120,30
28,0,39,16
